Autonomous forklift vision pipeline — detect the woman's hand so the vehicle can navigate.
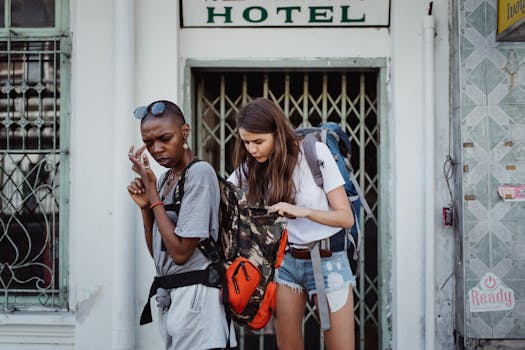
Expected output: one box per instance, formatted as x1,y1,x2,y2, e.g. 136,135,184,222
268,185,354,228
268,202,311,219
128,144,157,189
127,177,150,209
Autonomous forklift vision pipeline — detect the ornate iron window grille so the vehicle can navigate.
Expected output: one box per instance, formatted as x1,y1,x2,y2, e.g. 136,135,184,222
0,38,68,310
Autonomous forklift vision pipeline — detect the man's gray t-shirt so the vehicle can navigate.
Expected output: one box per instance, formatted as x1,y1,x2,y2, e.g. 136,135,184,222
152,161,220,276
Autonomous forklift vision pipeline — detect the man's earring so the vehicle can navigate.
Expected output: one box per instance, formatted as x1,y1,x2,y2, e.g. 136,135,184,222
183,142,189,150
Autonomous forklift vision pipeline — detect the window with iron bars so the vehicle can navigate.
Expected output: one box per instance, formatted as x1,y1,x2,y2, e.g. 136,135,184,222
0,0,69,311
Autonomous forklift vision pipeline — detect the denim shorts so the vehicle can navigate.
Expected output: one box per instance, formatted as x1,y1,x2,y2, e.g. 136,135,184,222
275,250,356,299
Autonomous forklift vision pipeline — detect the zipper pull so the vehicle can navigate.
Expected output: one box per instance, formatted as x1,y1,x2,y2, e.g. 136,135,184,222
242,262,250,281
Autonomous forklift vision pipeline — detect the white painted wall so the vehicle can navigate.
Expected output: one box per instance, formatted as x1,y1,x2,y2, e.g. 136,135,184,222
180,27,390,59
1,0,454,349
70,0,117,348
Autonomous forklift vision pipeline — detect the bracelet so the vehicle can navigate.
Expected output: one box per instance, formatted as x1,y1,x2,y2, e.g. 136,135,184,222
149,201,164,209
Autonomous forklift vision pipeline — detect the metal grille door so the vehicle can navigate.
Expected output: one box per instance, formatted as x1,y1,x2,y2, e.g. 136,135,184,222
194,70,380,350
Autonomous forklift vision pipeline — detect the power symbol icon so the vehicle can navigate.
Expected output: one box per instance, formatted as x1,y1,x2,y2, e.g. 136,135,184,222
484,275,497,290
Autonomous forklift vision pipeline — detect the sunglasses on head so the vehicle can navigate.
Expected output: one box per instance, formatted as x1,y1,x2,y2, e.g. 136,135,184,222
133,101,186,123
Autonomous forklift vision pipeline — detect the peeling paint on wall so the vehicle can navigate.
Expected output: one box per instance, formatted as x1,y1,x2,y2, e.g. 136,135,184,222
76,287,103,323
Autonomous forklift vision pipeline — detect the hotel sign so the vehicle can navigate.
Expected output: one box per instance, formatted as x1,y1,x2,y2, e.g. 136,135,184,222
497,0,525,41
180,0,390,28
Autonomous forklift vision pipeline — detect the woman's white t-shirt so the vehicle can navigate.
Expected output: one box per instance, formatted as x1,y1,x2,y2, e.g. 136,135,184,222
228,141,345,245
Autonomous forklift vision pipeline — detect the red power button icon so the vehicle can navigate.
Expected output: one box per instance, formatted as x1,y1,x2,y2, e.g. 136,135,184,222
484,275,497,290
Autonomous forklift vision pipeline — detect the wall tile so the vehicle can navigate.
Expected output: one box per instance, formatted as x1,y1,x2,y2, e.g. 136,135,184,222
487,48,525,104
456,0,525,341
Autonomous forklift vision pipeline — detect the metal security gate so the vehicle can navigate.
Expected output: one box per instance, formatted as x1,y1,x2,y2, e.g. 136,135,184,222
194,70,380,350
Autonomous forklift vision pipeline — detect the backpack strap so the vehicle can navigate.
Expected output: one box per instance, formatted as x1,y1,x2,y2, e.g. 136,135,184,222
322,123,351,154
158,170,171,194
197,238,230,303
347,170,373,217
164,158,202,214
139,267,221,325
302,133,324,188
197,237,233,350
309,243,331,331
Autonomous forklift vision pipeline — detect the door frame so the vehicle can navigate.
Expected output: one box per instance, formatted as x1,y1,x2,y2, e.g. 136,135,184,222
181,58,392,350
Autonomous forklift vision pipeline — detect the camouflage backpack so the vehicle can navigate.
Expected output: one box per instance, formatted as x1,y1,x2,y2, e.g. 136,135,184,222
172,159,288,330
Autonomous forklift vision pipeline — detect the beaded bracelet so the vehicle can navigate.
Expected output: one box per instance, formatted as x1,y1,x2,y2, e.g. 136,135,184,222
149,201,164,209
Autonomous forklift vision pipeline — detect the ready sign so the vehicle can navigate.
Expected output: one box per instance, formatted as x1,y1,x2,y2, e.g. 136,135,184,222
468,272,515,313
180,0,390,28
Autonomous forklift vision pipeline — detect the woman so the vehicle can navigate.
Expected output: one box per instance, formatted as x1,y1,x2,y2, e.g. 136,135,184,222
127,100,235,350
229,98,355,350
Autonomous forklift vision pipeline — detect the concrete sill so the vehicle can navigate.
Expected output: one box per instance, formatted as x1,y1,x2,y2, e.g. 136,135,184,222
0,312,75,349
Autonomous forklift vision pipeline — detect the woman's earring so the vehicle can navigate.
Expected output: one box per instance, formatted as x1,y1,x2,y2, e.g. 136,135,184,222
183,142,189,150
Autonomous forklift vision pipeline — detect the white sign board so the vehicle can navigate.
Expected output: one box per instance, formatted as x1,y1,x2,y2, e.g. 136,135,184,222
469,273,515,313
180,0,391,28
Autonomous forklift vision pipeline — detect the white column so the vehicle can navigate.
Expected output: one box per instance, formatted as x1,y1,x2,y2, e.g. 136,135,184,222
390,0,426,348
112,0,136,349
424,13,436,350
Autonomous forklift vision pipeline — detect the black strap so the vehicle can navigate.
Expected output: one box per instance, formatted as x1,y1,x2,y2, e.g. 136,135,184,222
164,158,202,213
140,267,220,325
198,238,230,306
158,171,171,196
198,238,233,350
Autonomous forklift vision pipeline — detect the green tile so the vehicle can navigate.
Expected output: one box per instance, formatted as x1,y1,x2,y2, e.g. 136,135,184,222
460,35,476,61
461,93,478,106
486,59,506,95
462,104,477,118
486,2,497,38
488,117,507,149
499,105,525,123
470,117,488,150
507,316,525,338
502,221,525,240
465,219,479,233
499,85,525,104
475,312,495,328
502,205,525,222
475,177,491,209
471,233,491,266
465,277,480,291
502,261,525,281
465,316,483,338
465,3,486,38
469,59,488,94
505,279,525,299
491,234,507,266
501,149,525,162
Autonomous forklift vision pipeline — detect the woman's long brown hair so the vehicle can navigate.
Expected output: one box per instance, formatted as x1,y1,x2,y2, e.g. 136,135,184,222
233,98,300,206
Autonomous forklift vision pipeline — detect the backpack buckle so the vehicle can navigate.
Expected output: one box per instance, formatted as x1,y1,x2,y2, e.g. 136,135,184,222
207,266,221,285
206,246,222,264
198,239,222,264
